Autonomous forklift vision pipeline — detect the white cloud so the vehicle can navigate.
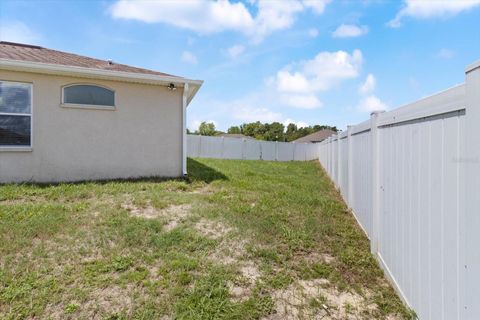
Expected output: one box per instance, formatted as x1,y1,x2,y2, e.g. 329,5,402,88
359,74,376,95
302,0,331,15
281,94,323,109
270,49,363,109
110,0,254,33
436,48,455,59
356,73,387,113
252,0,304,42
233,105,283,123
357,95,388,113
388,0,480,27
227,44,245,58
332,24,369,38
110,0,332,42
308,28,319,37
275,49,363,93
283,118,309,128
276,71,311,93
0,21,42,44
181,51,198,65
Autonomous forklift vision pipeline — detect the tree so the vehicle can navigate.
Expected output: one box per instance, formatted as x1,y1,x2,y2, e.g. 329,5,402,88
286,123,297,135
242,121,266,139
264,122,285,141
227,126,241,134
197,121,216,136
222,121,338,141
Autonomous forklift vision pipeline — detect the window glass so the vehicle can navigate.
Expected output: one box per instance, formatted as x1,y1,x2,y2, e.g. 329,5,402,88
63,85,115,106
0,115,31,146
0,81,32,147
0,82,31,114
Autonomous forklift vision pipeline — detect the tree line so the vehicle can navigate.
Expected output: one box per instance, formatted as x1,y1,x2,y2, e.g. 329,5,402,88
188,121,338,142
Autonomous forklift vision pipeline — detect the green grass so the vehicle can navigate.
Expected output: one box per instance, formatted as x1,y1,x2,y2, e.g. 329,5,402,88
0,158,411,319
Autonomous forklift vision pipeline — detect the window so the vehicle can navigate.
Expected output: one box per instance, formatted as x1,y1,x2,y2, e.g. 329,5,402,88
63,84,115,108
0,81,32,147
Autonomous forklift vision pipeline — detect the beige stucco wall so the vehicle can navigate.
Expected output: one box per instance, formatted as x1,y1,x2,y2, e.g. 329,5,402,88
0,69,184,182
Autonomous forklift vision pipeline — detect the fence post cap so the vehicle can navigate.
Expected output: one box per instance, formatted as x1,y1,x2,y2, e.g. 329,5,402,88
370,110,386,116
466,59,480,73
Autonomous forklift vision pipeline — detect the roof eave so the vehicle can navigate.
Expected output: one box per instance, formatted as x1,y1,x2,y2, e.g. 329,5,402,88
0,58,203,105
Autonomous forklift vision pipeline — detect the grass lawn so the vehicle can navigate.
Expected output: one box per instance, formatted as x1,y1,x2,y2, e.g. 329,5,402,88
0,158,411,319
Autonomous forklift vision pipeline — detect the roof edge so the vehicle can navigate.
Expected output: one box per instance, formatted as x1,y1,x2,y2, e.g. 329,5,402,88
0,58,203,87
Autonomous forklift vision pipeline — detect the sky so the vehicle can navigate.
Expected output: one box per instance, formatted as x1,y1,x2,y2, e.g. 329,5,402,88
1,0,479,132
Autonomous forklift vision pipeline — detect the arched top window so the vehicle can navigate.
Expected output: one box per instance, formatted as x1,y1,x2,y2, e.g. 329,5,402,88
63,84,115,107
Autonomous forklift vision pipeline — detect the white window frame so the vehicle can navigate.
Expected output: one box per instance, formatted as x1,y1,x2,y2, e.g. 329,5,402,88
0,80,33,152
61,83,116,111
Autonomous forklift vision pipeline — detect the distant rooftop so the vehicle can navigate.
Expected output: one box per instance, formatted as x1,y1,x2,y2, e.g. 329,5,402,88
217,134,256,140
293,129,336,143
0,41,181,78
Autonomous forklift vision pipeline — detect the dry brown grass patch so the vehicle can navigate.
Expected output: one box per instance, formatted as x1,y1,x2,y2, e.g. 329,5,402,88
264,279,380,320
121,201,192,231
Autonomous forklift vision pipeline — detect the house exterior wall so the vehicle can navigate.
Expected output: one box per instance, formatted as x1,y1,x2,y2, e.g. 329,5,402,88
0,69,183,182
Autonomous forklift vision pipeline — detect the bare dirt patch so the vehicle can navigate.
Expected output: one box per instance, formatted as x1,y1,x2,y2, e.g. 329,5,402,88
121,201,191,231
265,279,379,320
194,218,233,240
295,251,336,265
43,284,134,320
194,219,263,303
83,285,134,318
189,184,216,195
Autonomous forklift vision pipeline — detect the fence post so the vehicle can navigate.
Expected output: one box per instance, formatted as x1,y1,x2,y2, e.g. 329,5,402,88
347,126,353,208
198,135,202,158
370,111,384,255
221,136,225,159
337,135,342,188
242,138,246,160
275,141,278,161
328,137,332,176
464,60,480,319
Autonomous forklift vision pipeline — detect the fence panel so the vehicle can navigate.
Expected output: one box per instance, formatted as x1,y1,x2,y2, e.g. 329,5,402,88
350,130,373,237
187,136,320,162
197,135,223,158
316,75,475,320
222,137,244,159
278,142,295,161
260,141,277,161
338,135,349,200
377,111,465,319
244,140,261,160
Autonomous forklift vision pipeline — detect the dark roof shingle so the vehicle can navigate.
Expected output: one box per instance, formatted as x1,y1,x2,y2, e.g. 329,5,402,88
0,41,180,78
293,129,336,143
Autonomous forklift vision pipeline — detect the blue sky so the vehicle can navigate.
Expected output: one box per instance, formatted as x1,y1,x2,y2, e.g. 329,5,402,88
1,0,479,131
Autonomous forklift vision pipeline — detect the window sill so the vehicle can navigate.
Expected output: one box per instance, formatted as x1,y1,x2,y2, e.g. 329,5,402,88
60,103,116,111
0,146,32,152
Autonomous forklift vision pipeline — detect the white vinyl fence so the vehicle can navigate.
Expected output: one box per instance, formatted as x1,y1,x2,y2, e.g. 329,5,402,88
318,60,480,320
187,135,319,161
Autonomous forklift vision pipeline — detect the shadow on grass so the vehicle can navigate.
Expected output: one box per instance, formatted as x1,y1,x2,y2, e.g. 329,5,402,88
187,158,228,183
1,158,228,187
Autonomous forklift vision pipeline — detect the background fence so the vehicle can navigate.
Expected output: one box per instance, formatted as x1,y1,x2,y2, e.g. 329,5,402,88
187,135,319,161
318,61,480,320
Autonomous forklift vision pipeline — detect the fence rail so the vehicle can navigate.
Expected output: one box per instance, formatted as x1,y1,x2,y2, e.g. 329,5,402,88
318,61,480,320
187,135,319,161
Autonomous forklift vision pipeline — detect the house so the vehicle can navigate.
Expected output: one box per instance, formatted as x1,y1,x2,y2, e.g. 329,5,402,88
293,129,335,143
0,41,202,183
